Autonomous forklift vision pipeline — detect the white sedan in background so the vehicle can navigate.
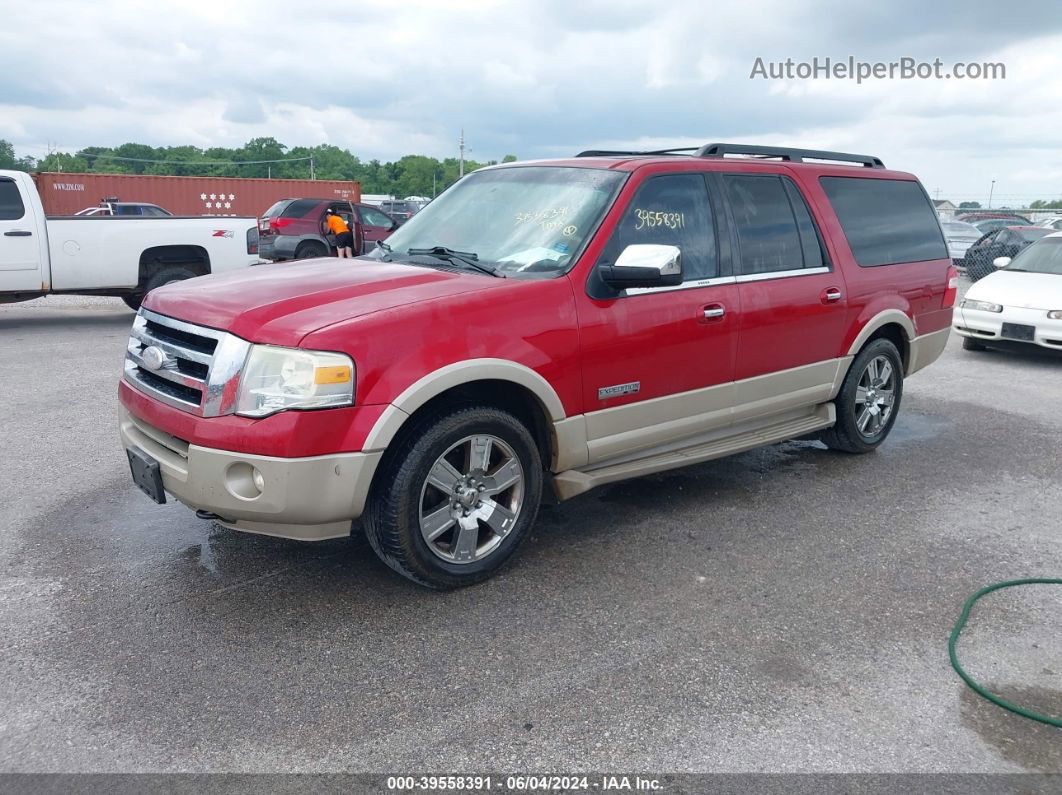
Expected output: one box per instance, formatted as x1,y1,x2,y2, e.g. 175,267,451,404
954,232,1062,352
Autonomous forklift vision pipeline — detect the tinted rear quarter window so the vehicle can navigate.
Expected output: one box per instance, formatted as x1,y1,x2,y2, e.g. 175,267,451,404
0,179,26,220
262,200,291,218
820,177,948,266
281,199,321,219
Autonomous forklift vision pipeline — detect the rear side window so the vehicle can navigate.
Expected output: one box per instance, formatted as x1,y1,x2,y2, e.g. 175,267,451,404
115,205,142,216
0,179,26,220
725,175,819,274
820,177,948,266
602,174,718,281
262,200,290,218
281,199,321,218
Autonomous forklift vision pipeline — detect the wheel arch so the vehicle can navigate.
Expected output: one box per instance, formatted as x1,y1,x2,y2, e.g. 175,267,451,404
137,245,211,287
846,310,915,373
363,360,580,472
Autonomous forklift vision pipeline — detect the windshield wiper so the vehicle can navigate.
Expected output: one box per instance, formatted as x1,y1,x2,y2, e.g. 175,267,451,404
407,246,504,278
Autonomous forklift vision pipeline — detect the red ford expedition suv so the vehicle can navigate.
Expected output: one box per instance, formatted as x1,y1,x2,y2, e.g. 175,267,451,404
120,143,956,589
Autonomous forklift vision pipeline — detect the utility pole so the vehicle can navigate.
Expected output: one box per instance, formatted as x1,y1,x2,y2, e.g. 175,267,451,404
988,179,995,209
458,129,465,179
310,155,316,181
268,165,271,179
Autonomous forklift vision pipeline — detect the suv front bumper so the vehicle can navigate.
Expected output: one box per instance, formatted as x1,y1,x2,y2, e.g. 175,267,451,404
120,407,382,540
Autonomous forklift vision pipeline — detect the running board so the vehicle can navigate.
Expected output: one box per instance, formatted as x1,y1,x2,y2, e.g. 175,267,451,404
552,403,835,501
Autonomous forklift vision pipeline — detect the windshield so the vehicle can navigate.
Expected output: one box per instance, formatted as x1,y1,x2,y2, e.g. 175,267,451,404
1006,236,1062,275
373,166,626,276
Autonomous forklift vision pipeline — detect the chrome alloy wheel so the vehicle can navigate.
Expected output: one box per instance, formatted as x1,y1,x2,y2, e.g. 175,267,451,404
854,354,896,437
418,434,525,564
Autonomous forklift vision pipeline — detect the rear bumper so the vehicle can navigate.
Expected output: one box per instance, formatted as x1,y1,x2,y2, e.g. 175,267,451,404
120,407,382,541
258,235,299,262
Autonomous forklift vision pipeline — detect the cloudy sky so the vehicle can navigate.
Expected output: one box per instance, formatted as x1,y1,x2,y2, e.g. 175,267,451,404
3,0,1062,203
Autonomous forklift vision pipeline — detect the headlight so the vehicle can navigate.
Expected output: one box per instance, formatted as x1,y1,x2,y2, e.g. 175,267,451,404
1048,310,1062,320
235,345,354,418
961,299,1003,313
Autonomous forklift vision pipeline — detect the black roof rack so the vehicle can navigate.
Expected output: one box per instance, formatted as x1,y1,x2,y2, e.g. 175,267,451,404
574,147,699,157
697,143,884,168
574,143,884,168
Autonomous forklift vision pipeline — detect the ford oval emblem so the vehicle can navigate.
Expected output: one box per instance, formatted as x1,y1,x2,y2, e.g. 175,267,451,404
141,345,167,371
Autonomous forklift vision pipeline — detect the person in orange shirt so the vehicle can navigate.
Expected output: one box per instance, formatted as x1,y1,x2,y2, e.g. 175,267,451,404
325,208,354,258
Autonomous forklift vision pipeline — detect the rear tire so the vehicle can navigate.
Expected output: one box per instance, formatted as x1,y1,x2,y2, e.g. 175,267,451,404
821,338,904,454
363,405,543,589
962,336,987,352
295,242,328,260
123,265,200,311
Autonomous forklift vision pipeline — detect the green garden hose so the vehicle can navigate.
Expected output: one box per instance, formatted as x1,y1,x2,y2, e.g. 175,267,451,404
949,578,1062,728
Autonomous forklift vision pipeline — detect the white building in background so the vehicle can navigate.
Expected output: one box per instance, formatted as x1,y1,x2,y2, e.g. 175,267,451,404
933,199,957,217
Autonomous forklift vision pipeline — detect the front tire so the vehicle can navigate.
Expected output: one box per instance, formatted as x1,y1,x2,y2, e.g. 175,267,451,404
962,336,987,352
364,406,543,589
821,338,904,454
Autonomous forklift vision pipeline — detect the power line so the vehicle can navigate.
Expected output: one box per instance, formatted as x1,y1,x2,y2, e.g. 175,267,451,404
74,152,313,166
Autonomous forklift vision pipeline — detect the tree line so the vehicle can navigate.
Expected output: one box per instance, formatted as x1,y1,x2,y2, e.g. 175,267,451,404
0,137,518,198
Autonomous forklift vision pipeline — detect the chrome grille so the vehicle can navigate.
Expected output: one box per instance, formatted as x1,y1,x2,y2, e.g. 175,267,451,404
124,309,251,416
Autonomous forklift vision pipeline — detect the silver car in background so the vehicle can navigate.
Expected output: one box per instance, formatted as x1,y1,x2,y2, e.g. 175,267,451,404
941,219,983,267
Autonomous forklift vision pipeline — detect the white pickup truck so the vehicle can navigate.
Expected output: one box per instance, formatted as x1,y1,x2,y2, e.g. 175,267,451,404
0,169,261,310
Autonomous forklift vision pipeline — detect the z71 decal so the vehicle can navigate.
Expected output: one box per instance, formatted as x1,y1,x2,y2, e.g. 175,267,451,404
211,229,235,238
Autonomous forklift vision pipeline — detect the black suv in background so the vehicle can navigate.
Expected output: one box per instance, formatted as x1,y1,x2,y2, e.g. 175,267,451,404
378,199,421,224
258,198,398,260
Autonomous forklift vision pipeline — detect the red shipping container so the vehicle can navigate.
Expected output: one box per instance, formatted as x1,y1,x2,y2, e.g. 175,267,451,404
33,172,361,217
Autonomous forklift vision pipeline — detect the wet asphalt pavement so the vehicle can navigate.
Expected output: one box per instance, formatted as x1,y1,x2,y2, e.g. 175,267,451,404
1,293,1060,775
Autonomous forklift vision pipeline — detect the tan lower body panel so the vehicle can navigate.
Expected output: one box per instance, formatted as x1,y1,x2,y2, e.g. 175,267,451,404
581,359,843,466
907,327,950,376
553,402,835,500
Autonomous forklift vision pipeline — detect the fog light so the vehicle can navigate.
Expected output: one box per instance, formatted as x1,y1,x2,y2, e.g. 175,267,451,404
225,462,264,500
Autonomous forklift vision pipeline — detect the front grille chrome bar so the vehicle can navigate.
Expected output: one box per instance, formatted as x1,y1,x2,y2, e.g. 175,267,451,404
123,308,252,417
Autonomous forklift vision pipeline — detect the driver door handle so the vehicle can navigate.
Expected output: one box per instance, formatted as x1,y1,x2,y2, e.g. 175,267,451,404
702,304,726,320
4,230,32,237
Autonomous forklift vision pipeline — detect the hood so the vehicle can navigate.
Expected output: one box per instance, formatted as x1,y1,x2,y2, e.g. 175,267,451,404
966,269,1062,310
143,258,508,346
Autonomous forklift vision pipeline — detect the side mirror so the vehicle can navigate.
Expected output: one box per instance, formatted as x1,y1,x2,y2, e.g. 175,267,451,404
599,244,682,289
993,256,1011,269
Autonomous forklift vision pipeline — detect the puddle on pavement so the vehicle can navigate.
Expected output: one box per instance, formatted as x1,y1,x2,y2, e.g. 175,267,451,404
886,411,951,445
959,683,1062,771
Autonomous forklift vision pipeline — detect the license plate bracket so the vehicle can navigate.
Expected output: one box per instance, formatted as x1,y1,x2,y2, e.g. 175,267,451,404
1001,322,1036,342
127,448,166,504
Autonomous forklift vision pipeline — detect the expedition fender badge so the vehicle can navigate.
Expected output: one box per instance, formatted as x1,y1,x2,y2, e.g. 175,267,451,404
598,381,640,400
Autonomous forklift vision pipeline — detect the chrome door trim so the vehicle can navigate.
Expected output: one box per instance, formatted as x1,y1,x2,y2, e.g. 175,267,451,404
733,266,830,284
625,275,737,296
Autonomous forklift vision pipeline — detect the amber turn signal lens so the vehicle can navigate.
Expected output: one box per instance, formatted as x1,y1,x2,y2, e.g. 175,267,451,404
314,365,352,385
